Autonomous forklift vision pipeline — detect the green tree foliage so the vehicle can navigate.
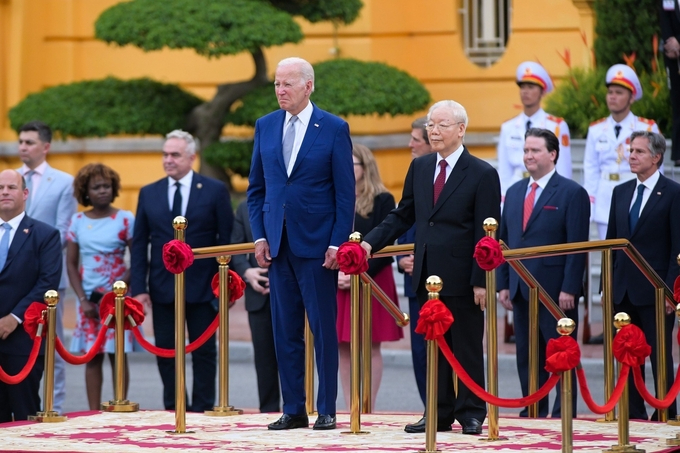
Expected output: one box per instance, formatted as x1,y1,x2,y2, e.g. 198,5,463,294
269,0,363,24
227,59,431,126
593,0,660,73
8,77,202,138
96,0,303,57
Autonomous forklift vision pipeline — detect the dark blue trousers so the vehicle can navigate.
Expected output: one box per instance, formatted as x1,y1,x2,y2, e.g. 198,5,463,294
409,296,427,406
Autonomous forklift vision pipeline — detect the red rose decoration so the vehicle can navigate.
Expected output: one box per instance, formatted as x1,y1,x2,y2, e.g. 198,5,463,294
99,292,145,328
124,297,145,327
337,242,369,275
211,270,246,307
162,239,195,274
23,302,47,338
612,324,651,367
474,237,506,271
414,299,454,341
545,336,580,373
99,292,116,322
674,275,680,304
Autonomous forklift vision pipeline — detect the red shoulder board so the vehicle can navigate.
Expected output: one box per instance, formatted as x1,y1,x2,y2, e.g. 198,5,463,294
590,117,607,127
546,114,564,123
637,117,656,125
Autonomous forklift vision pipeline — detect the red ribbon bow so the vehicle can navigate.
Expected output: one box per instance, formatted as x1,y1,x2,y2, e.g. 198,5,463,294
211,270,246,307
612,324,651,367
414,299,454,341
23,302,47,338
99,292,146,328
545,336,580,373
473,237,506,271
162,239,194,274
337,242,369,275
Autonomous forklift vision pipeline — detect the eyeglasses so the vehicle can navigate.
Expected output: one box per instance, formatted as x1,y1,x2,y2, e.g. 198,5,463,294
425,121,464,132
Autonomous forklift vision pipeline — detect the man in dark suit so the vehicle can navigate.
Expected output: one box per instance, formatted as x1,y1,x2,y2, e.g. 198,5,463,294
131,130,233,412
247,57,354,431
0,169,61,422
230,200,280,413
361,100,501,435
397,116,433,407
606,130,680,420
659,0,680,165
497,128,590,418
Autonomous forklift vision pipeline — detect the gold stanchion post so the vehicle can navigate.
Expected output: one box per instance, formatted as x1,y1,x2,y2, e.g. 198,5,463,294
206,256,242,416
557,318,576,453
304,314,317,415
170,216,191,434
101,281,139,412
601,249,617,423
481,218,505,441
419,276,442,453
528,286,539,418
654,286,668,423
342,232,369,435
603,313,644,453
361,280,372,414
29,290,67,422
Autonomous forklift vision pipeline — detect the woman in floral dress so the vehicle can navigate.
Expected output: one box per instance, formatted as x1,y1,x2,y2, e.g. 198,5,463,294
66,163,137,410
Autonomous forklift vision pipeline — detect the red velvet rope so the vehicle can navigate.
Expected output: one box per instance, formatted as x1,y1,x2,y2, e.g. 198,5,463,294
54,325,110,365
130,314,219,358
576,366,629,414
631,357,680,410
0,337,42,385
436,336,561,407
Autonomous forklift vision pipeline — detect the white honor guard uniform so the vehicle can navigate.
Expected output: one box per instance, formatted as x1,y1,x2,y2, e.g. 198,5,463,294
497,62,572,198
583,64,660,239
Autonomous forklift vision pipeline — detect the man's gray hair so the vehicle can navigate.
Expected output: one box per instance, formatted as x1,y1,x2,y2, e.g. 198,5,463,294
427,100,468,128
166,130,197,155
630,130,666,168
277,57,315,93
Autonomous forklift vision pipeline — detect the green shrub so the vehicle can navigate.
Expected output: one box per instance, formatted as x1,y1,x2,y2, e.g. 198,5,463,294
203,140,254,178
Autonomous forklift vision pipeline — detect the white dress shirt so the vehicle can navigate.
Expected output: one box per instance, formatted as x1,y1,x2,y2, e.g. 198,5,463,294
630,169,660,213
433,144,465,183
283,101,314,176
167,171,193,217
525,168,556,205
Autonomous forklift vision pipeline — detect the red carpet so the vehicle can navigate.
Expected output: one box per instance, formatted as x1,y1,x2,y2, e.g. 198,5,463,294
2,411,680,452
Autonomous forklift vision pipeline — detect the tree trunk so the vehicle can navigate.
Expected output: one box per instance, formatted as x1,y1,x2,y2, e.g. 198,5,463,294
186,48,270,187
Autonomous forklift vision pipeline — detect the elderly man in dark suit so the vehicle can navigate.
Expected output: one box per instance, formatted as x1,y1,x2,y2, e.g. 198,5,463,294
131,130,233,412
606,130,680,420
247,57,354,431
497,128,590,418
0,169,62,422
230,200,280,413
362,100,501,435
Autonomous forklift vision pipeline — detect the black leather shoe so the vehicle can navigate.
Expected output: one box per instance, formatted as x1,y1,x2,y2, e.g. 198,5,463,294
313,414,336,430
404,416,452,433
268,413,309,430
460,418,483,435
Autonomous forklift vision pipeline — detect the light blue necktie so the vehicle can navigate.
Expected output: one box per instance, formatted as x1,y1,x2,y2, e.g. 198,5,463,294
24,170,35,212
282,116,298,170
0,223,12,270
629,184,645,232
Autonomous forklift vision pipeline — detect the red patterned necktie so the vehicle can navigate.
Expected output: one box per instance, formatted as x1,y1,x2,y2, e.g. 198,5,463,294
522,182,538,231
433,160,448,205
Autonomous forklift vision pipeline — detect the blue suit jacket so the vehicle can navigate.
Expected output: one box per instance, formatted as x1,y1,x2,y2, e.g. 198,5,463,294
247,103,355,258
497,172,590,301
606,174,680,306
0,215,62,355
21,164,76,289
131,172,234,304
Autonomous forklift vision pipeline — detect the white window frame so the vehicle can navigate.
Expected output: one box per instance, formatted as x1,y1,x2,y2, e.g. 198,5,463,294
460,0,511,67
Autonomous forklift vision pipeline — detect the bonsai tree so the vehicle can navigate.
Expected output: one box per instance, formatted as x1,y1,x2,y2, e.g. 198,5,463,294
9,0,430,183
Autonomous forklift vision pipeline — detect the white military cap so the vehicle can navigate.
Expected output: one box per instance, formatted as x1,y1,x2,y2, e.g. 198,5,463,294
606,64,643,101
516,61,554,93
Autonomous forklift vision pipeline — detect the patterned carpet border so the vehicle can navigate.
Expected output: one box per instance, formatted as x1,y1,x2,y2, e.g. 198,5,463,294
2,411,680,452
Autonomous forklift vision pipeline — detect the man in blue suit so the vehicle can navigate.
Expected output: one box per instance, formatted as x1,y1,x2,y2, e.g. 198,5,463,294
131,130,233,412
247,57,354,431
498,128,590,417
606,130,680,420
17,121,76,414
0,169,62,422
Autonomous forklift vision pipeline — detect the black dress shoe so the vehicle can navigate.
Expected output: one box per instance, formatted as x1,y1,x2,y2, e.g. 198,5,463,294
404,416,452,433
313,414,336,430
460,418,483,435
268,413,309,430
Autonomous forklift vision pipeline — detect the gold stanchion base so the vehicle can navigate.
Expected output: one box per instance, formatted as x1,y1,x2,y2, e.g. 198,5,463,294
602,444,645,452
417,450,441,453
166,430,196,434
205,406,243,416
666,416,680,427
101,400,139,412
596,417,618,423
479,436,509,442
666,433,680,445
341,430,370,435
28,411,68,423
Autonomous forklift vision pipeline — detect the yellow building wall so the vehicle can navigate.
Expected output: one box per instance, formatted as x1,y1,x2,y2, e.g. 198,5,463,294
0,0,594,209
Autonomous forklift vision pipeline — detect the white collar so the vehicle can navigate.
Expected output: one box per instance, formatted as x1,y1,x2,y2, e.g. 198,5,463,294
168,170,194,188
285,101,314,127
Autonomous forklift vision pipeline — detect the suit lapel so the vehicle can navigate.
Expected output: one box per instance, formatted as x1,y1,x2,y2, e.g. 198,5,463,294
526,173,558,230
431,148,469,216
618,180,636,237
3,216,32,272
185,173,204,219
634,175,666,234
290,105,323,177
511,180,528,234
272,111,287,173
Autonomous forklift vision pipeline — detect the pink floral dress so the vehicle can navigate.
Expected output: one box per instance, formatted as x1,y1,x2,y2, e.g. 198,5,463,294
67,210,139,353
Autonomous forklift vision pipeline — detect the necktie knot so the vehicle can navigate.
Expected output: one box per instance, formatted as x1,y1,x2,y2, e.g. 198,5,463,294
614,124,622,138
2,223,11,232
526,120,532,132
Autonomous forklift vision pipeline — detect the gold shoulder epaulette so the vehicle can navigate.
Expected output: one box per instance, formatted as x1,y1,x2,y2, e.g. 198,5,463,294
590,117,607,127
